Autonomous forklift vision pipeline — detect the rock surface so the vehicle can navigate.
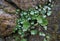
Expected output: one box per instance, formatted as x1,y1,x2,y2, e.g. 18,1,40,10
47,0,60,41
9,0,48,10
0,9,17,37
0,0,17,37
0,0,16,14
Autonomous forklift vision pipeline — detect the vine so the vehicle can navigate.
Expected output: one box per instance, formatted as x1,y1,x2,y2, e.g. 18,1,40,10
14,0,54,41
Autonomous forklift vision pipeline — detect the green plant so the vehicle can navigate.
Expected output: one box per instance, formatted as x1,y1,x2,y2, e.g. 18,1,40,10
14,0,53,41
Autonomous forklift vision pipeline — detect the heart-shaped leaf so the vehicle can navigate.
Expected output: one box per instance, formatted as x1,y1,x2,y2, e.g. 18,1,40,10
36,16,43,24
23,20,30,31
41,18,48,26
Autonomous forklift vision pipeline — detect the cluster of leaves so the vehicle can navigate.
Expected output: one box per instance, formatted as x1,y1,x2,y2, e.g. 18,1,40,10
14,0,53,41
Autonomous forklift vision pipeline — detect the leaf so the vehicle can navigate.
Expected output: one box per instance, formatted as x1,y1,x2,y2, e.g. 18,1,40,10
18,30,25,37
30,11,35,15
31,30,37,35
18,30,22,35
16,9,20,12
36,16,43,24
49,0,51,2
41,18,48,26
23,12,27,15
43,15,46,18
34,10,39,14
41,10,46,14
39,32,45,36
43,38,47,41
31,15,36,19
15,36,20,41
23,20,30,31
46,35,50,39
47,11,52,16
20,32,25,37
16,25,21,29
43,26,47,30
21,38,27,41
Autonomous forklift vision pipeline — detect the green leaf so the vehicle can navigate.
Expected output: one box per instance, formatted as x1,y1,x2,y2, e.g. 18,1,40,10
20,32,25,37
49,0,51,2
39,32,45,36
35,6,38,9
46,35,50,39
21,38,27,41
41,18,48,26
15,36,20,41
36,16,43,24
43,38,47,41
18,30,22,35
23,12,27,15
18,30,25,37
31,22,34,25
23,20,30,31
43,26,47,30
30,11,35,15
43,15,46,18
31,16,36,19
16,9,20,12
34,10,39,14
16,25,21,29
41,10,46,14
31,30,38,35
47,11,52,16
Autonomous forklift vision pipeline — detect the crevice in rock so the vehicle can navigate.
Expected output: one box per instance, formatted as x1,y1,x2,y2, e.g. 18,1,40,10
5,0,22,10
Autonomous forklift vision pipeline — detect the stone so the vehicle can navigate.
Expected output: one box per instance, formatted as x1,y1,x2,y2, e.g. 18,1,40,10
0,0,16,14
0,9,17,37
7,0,48,10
